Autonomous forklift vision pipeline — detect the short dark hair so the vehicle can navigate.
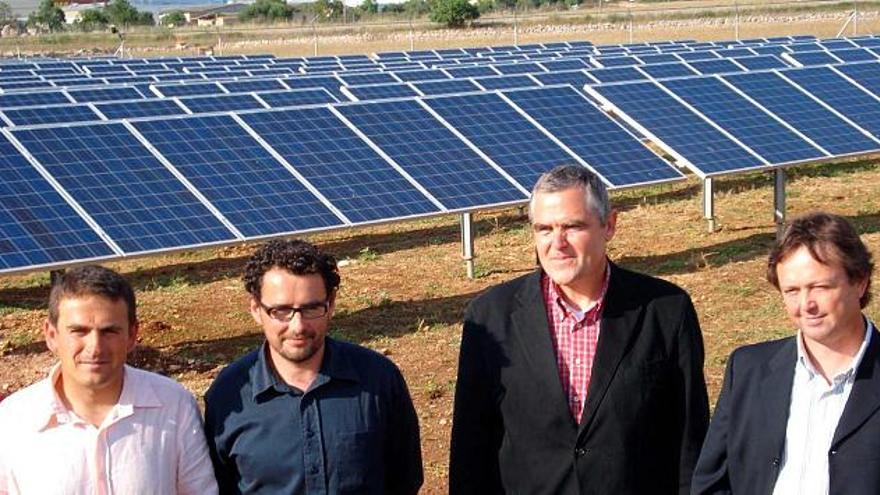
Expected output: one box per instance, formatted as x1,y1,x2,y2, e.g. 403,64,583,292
48,265,137,326
767,211,873,308
243,239,341,300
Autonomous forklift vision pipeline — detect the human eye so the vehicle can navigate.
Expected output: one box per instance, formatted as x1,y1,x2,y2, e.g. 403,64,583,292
268,306,295,321
300,302,327,319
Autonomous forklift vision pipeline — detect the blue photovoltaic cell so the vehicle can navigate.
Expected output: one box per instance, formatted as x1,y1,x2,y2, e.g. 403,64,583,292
3,104,101,126
687,59,745,75
393,69,449,82
0,91,70,108
0,81,53,91
445,66,499,78
345,83,419,101
820,40,857,50
788,42,823,53
425,92,577,189
475,75,540,90
724,71,880,155
639,62,698,79
257,88,338,107
594,56,640,68
337,99,526,209
154,82,224,97
661,77,824,164
830,48,877,63
676,51,721,62
414,79,482,95
178,94,264,113
338,72,399,86
854,38,880,48
241,107,439,222
588,66,647,83
12,123,235,253
133,115,341,237
494,62,545,75
637,53,681,64
283,76,346,101
835,62,880,95
0,133,114,271
781,66,880,139
590,81,763,175
67,86,144,103
533,70,594,88
540,59,589,71
714,48,756,58
155,73,205,82
222,78,287,93
95,99,187,120
504,86,682,185
751,45,790,56
733,55,789,70
788,51,841,66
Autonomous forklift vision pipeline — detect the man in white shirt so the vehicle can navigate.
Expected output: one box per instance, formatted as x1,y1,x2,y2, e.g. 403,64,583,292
0,265,217,495
692,211,880,495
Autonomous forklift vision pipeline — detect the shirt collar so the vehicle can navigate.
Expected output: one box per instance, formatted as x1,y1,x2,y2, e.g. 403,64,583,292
32,363,160,432
796,317,873,383
546,262,611,323
251,337,360,400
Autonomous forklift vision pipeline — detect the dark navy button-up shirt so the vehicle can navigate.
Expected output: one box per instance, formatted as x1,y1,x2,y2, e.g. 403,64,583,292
204,338,423,495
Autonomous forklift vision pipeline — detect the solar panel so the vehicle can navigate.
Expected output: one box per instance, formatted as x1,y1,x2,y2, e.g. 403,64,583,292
132,115,343,237
178,93,265,113
336,99,526,209
494,62,546,75
424,92,580,189
0,81,53,91
445,66,499,78
830,48,877,63
241,107,441,222
222,78,288,93
533,70,594,87
414,79,482,95
0,90,69,107
676,51,721,62
283,75,346,100
639,62,698,79
786,51,841,67
393,69,450,82
3,104,102,126
338,72,399,86
95,99,188,120
154,82,224,97
723,71,880,155
257,88,338,108
660,77,826,164
0,133,114,272
636,53,681,64
475,75,541,90
594,56,641,68
732,55,789,71
687,58,745,75
587,81,764,175
504,86,682,185
835,62,880,94
781,66,880,140
343,83,420,101
11,123,236,253
540,59,590,71
588,66,648,83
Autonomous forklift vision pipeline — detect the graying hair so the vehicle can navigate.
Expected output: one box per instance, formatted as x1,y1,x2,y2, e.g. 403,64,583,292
528,164,611,225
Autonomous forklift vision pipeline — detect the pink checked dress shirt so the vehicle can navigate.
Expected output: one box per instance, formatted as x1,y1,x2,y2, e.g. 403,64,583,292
542,267,610,422
0,364,218,495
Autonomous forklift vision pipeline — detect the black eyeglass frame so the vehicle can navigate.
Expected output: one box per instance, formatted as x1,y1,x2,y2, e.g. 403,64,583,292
257,299,330,322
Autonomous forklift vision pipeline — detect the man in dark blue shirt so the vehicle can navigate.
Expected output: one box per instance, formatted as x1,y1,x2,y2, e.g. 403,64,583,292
204,239,423,495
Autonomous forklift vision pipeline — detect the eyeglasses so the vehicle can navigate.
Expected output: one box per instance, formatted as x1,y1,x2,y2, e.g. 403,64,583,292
257,300,330,322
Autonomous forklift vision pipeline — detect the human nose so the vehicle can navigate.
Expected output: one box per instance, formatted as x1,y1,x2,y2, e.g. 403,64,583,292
550,228,569,248
797,290,818,314
84,331,103,356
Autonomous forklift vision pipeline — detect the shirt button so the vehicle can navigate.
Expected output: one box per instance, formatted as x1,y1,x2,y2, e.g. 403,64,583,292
772,457,780,467
830,450,838,456
575,448,588,457
309,466,319,475
575,358,581,366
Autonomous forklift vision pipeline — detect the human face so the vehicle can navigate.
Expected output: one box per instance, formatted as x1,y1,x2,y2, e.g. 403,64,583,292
250,269,335,367
776,245,868,350
532,187,617,294
44,295,137,397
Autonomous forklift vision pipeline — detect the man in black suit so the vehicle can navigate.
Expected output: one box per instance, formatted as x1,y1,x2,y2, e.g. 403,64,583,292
692,211,880,495
449,164,710,494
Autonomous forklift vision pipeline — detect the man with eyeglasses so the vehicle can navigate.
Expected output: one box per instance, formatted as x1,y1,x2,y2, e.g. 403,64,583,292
203,239,423,495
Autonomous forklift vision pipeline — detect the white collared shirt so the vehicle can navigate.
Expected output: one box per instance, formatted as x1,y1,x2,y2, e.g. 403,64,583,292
771,320,873,495
0,364,218,495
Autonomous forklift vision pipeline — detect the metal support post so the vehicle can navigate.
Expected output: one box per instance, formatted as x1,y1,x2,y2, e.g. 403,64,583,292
628,8,633,44
513,8,518,47
734,1,739,41
49,269,64,286
774,168,786,239
703,177,715,233
854,0,859,35
461,212,475,279
409,17,414,51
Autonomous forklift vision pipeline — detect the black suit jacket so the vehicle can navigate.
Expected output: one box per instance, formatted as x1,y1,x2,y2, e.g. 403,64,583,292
691,326,880,495
449,263,710,494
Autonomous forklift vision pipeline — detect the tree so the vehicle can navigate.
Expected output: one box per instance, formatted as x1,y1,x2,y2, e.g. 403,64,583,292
429,0,478,27
358,0,377,15
239,0,294,22
105,0,152,26
161,10,186,26
402,0,430,16
313,0,343,20
27,0,65,32
0,0,13,23
77,7,109,31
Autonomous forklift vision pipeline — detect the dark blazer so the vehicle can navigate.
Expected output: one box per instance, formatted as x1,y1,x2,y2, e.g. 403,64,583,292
691,326,880,495
449,263,710,495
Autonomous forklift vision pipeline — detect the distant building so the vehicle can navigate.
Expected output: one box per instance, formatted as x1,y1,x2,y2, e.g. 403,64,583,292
60,0,108,24
167,3,248,26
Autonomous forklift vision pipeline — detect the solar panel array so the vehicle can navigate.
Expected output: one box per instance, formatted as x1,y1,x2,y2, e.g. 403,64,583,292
4,33,880,274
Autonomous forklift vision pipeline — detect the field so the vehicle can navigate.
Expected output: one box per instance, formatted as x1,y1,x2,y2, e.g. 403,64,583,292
2,7,880,492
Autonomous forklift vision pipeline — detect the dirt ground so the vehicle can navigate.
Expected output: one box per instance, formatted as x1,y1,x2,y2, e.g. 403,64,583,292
3,15,880,492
